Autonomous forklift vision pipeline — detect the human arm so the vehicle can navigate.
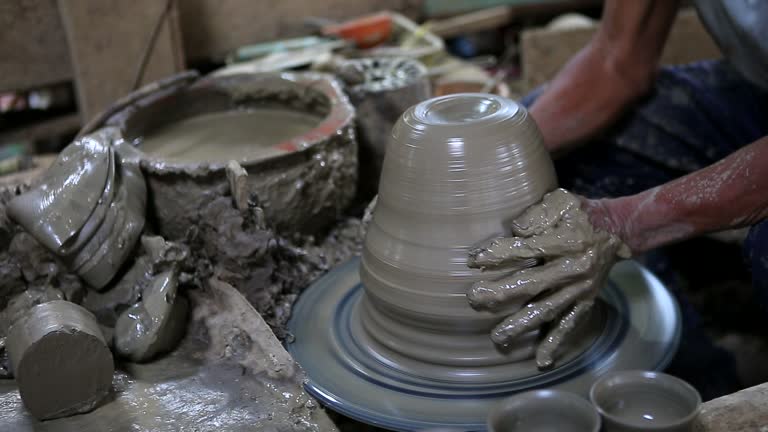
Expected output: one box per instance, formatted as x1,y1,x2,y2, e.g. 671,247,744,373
468,136,768,369
529,0,680,155
588,135,768,253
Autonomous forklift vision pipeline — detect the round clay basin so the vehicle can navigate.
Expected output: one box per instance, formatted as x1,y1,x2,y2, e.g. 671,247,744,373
95,72,357,239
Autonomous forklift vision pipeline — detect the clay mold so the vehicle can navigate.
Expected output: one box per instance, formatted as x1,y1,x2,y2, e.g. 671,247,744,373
88,71,357,239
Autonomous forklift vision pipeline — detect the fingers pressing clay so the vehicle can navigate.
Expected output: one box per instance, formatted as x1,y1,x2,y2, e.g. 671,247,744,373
468,257,587,310
535,299,594,370
468,223,589,270
511,188,579,237
490,279,593,345
6,300,113,420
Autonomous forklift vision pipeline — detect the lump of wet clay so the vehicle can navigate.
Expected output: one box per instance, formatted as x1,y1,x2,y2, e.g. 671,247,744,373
6,128,146,290
6,300,113,420
114,270,188,362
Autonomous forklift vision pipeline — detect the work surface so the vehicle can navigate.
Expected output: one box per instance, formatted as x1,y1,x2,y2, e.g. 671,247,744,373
695,382,768,431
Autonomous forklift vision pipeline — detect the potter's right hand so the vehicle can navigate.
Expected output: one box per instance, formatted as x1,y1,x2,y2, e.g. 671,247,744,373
466,188,631,369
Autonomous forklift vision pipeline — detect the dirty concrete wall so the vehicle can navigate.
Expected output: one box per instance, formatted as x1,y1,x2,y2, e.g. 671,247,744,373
0,0,73,92
521,8,722,91
178,0,424,62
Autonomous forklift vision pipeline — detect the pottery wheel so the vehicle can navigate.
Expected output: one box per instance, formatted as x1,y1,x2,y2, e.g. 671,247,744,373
287,257,681,431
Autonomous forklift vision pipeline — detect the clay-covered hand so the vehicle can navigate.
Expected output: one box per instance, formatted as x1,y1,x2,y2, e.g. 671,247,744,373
467,188,631,369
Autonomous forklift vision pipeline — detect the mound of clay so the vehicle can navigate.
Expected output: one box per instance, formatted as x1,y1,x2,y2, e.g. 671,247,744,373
7,300,113,420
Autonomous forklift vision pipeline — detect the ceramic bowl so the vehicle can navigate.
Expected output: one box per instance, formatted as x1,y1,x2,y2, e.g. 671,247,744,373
359,93,558,375
487,389,601,432
86,71,357,239
590,370,702,432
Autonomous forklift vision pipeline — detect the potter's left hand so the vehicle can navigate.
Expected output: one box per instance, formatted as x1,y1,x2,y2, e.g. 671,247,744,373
466,188,631,369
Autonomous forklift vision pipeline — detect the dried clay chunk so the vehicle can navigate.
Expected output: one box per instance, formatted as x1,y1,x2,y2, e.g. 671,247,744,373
7,300,114,420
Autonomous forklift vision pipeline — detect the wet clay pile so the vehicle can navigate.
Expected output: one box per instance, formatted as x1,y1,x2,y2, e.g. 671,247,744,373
288,93,682,431
359,93,564,376
0,71,363,426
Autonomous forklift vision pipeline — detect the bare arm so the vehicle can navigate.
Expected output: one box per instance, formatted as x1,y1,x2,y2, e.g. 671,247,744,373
530,0,681,155
588,136,768,253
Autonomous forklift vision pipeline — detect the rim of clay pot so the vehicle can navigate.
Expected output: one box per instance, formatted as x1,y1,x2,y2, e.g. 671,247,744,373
97,71,354,176
486,389,601,432
344,57,428,94
589,370,702,430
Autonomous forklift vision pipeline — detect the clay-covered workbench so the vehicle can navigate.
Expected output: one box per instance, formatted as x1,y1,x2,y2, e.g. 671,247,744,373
694,382,768,431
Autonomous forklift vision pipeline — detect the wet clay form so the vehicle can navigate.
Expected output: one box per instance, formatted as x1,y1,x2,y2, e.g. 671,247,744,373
89,71,356,239
590,370,701,432
336,57,431,200
7,128,146,290
7,301,113,420
287,94,682,430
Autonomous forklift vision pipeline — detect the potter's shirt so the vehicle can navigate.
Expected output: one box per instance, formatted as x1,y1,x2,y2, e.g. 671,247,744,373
695,0,768,90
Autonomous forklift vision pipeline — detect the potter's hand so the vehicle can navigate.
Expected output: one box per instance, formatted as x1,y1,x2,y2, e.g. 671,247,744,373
467,188,631,369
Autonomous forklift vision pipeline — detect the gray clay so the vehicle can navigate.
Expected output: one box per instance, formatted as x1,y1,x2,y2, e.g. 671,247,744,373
226,160,249,211
338,57,431,199
6,300,113,420
359,93,560,376
97,235,189,362
468,189,631,369
7,129,146,290
95,72,357,239
82,234,187,327
5,133,112,254
114,270,188,362
139,109,323,162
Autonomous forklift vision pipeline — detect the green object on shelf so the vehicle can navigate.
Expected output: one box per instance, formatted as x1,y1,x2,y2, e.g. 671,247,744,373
424,0,561,17
228,36,346,63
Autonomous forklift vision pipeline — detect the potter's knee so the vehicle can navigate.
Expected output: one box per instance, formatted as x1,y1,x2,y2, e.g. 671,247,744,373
744,221,768,310
519,86,546,108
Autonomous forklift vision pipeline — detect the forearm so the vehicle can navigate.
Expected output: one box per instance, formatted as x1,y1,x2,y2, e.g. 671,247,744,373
592,136,768,253
530,0,680,154
529,44,645,155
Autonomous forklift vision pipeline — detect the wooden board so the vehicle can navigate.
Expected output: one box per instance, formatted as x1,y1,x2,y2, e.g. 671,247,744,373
0,0,73,92
58,0,185,123
178,0,423,62
521,8,722,90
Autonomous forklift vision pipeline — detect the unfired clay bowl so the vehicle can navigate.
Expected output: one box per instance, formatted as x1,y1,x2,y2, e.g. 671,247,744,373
86,71,357,239
590,370,701,432
360,93,558,380
487,389,601,432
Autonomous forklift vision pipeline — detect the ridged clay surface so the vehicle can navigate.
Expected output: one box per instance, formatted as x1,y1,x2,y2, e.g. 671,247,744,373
360,93,559,370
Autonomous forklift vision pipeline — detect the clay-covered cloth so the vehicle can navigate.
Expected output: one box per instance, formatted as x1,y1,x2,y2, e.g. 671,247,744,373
522,59,768,401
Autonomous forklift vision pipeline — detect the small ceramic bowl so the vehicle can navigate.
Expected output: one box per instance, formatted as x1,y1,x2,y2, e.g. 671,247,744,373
487,389,601,432
590,370,702,432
